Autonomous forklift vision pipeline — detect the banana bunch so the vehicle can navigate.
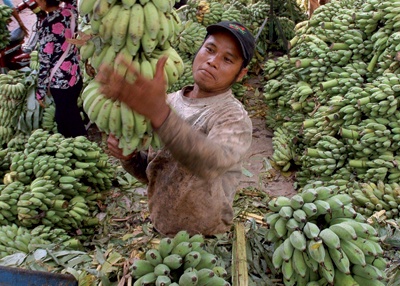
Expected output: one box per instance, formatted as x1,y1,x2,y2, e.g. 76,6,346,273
0,181,25,224
79,0,182,71
266,181,388,285
81,45,184,154
301,135,348,178
175,20,207,55
132,230,231,286
0,5,12,49
0,71,28,145
220,4,242,23
29,50,40,71
0,223,73,259
201,0,224,26
349,180,400,219
195,0,210,23
271,127,297,172
40,103,58,133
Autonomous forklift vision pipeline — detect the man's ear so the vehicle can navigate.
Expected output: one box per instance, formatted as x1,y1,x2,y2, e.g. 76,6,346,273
236,67,248,82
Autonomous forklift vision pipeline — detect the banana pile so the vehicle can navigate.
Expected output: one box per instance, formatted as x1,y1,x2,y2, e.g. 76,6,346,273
266,182,388,285
262,0,400,190
0,128,113,234
132,230,230,286
0,5,12,49
0,223,76,259
0,71,28,146
78,0,184,153
349,180,400,219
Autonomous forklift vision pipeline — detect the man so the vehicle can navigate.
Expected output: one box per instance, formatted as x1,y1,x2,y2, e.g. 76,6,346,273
96,21,255,236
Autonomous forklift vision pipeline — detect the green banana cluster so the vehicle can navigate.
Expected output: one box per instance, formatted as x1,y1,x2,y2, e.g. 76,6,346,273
271,127,297,172
266,182,388,286
0,128,113,233
132,230,231,286
29,50,40,71
201,1,224,26
0,223,75,259
0,4,12,49
81,80,163,155
175,20,207,55
349,180,400,219
41,103,57,132
0,71,28,146
77,0,186,154
78,0,184,80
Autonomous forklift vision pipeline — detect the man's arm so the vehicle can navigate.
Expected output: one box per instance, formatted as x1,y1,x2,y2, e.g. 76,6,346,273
156,106,252,180
107,134,149,184
11,9,28,36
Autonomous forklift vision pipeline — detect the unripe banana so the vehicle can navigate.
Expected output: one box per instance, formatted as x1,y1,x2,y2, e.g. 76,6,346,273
329,223,358,241
340,239,367,266
163,254,183,270
131,259,155,278
328,247,351,274
289,230,307,251
158,237,174,258
306,239,326,264
128,4,145,46
145,248,163,266
99,4,121,43
194,252,217,270
143,2,161,40
111,7,131,52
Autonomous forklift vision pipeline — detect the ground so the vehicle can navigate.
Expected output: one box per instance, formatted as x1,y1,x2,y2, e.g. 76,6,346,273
13,3,297,198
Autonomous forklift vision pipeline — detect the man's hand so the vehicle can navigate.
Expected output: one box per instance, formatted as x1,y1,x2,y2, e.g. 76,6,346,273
107,133,136,161
95,54,171,129
37,98,46,108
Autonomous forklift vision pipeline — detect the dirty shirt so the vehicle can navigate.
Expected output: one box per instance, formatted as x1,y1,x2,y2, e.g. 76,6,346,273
121,86,252,236
36,0,81,100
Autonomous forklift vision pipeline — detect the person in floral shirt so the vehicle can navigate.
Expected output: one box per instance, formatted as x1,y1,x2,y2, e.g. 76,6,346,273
36,0,86,137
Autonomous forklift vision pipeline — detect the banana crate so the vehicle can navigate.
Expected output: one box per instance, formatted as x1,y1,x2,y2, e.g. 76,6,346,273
0,265,78,286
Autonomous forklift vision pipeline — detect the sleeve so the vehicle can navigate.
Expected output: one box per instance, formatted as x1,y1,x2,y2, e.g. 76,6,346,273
156,105,252,180
120,151,149,184
36,26,52,100
2,0,14,8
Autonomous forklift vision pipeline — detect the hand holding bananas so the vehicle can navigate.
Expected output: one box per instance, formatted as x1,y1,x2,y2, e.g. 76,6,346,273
107,133,136,161
96,54,170,129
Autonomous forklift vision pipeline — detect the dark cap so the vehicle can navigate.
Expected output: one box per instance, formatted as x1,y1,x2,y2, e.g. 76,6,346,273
206,21,255,67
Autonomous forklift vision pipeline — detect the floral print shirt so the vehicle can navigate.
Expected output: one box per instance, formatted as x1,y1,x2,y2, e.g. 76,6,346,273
36,0,81,100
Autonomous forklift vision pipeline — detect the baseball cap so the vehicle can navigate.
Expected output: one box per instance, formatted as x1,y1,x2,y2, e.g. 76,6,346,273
206,21,255,67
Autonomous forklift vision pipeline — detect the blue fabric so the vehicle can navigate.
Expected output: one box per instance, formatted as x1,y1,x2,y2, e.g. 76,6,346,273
2,0,14,8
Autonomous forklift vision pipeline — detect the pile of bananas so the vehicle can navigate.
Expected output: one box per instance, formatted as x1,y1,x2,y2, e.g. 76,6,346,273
266,182,389,285
132,230,230,285
0,223,76,258
0,5,12,49
0,128,113,234
78,0,184,153
262,0,400,194
349,180,400,219
0,71,28,146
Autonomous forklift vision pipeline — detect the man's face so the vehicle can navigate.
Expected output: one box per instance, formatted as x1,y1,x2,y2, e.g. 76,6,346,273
192,31,248,95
